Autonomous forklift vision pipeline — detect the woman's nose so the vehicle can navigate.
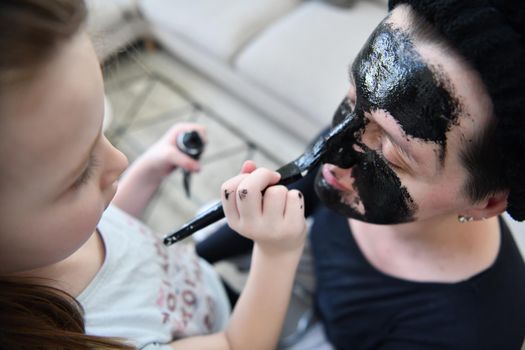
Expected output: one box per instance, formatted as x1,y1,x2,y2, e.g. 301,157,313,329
359,121,382,151
323,110,364,169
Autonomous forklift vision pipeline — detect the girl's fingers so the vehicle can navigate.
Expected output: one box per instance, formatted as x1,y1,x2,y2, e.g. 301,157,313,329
283,190,305,230
262,185,288,219
220,161,259,224
221,173,249,223
168,148,199,171
235,168,281,221
240,160,257,174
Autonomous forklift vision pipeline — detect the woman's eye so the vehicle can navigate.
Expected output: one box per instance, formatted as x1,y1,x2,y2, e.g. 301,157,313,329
381,138,405,170
386,157,402,170
382,150,403,170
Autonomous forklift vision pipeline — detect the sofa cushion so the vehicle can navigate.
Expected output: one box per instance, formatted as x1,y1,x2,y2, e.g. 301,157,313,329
139,0,301,62
235,1,387,128
310,0,389,8
315,0,357,8
87,0,146,61
87,0,138,32
87,0,126,33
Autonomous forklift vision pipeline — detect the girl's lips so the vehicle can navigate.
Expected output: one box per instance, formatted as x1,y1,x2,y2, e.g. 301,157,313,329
322,164,349,191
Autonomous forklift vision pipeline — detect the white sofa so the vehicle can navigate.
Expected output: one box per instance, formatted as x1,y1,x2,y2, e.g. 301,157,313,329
86,0,148,61
138,0,389,143
87,0,388,142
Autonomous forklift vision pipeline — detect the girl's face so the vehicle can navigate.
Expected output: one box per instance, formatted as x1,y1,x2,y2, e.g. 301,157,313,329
0,34,128,273
315,7,494,224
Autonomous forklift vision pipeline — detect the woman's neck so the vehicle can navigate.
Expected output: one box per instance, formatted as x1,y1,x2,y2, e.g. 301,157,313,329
349,215,501,283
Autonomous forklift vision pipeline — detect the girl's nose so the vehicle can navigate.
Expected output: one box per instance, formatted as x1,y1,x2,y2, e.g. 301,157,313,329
100,136,128,190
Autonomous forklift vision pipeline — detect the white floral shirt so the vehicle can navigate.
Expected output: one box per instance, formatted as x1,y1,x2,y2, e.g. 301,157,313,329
78,205,230,349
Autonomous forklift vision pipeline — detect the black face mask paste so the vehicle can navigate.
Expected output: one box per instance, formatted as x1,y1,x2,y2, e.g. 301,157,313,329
315,21,460,224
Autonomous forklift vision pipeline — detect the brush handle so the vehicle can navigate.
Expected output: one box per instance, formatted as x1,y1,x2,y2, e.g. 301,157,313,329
163,201,224,245
163,162,304,245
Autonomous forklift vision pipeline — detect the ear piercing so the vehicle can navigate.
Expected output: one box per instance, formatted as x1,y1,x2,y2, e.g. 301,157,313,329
457,215,474,223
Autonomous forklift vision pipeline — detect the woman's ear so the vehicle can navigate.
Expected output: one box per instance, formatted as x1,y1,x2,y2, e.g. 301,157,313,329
461,192,508,221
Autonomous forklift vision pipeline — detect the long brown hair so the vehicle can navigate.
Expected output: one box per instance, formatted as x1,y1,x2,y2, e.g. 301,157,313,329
0,0,84,86
0,277,134,349
0,1,133,349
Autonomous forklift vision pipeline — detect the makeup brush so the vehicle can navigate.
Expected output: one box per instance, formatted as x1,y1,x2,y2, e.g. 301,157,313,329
163,111,361,246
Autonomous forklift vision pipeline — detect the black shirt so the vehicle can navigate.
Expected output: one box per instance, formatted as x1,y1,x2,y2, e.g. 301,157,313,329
307,195,525,350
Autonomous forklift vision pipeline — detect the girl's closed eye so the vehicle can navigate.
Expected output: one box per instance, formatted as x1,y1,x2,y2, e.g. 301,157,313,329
72,154,98,189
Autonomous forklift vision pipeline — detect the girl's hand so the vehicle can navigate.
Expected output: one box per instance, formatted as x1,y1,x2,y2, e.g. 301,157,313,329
137,123,206,181
221,161,307,256
113,123,206,218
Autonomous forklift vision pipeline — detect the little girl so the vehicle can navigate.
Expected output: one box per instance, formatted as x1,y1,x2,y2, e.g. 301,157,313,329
0,1,306,349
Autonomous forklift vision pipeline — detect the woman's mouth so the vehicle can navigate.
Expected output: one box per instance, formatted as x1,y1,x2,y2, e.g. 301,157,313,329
321,164,349,192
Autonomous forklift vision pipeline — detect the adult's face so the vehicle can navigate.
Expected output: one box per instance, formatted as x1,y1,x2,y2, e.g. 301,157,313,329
315,5,493,224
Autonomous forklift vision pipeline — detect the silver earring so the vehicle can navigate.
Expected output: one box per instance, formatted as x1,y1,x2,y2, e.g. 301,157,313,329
458,215,474,223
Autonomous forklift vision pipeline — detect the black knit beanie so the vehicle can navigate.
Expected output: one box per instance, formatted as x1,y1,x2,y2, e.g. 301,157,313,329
388,0,525,221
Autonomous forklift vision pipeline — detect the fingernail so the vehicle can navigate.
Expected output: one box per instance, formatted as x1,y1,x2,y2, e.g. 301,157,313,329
238,189,248,200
